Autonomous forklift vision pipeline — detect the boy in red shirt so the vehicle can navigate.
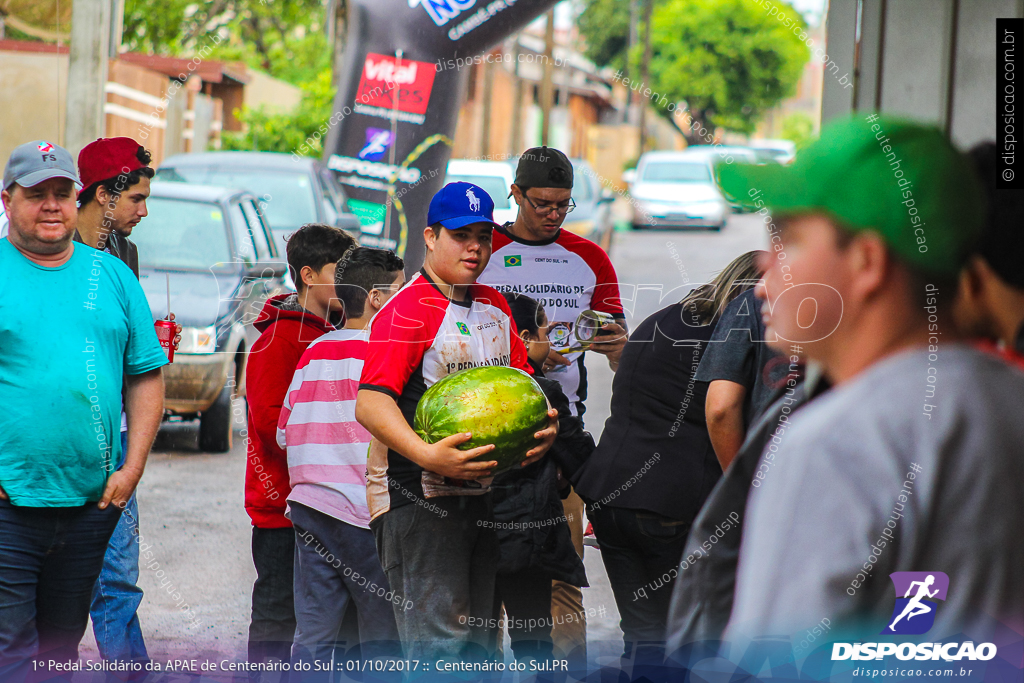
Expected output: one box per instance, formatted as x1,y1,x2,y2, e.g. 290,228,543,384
245,223,355,666
355,183,558,660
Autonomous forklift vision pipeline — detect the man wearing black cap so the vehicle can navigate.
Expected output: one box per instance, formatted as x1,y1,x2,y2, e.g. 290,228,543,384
478,147,626,662
481,146,627,413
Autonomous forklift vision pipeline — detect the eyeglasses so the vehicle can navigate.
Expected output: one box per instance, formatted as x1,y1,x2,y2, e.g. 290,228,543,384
522,193,576,216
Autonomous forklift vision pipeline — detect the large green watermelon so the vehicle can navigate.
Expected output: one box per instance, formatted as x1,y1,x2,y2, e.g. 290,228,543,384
414,366,550,474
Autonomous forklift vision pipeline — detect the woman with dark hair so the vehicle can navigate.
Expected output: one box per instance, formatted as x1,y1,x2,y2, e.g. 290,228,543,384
572,250,766,663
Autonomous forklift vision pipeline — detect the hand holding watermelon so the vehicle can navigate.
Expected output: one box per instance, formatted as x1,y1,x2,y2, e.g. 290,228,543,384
414,431,501,481
414,366,560,476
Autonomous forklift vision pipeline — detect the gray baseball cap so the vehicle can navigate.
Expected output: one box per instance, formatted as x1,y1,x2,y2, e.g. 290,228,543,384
3,140,81,191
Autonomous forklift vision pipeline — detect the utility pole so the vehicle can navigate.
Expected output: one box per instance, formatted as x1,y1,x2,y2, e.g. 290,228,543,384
540,9,555,147
66,0,112,156
480,53,495,157
109,0,124,58
510,36,525,155
327,0,348,92
627,0,639,124
638,0,653,152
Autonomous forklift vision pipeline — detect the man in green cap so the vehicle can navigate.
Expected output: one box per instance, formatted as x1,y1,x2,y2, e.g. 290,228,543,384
717,115,1024,641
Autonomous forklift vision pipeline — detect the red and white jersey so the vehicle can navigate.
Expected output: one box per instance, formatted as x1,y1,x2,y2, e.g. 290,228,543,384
359,269,531,517
278,328,373,528
480,225,623,417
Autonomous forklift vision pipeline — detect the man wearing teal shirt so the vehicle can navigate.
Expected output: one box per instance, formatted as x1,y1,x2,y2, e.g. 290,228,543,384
0,141,167,680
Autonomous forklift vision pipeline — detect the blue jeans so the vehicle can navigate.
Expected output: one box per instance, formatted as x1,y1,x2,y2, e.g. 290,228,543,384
90,431,148,662
0,499,123,683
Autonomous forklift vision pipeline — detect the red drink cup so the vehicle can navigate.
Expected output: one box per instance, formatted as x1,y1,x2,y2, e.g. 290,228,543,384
154,319,175,362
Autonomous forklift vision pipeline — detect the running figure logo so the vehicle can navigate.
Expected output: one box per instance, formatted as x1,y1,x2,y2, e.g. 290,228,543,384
466,188,481,212
358,128,393,161
882,571,949,634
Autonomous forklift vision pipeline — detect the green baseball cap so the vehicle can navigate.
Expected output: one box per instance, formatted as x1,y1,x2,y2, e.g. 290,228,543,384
717,115,984,275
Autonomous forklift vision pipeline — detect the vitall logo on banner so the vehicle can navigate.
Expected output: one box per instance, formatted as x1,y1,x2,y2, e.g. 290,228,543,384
356,53,435,118
409,0,477,26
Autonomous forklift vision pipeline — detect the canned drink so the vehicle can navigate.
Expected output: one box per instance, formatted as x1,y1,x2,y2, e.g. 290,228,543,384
573,310,616,350
154,319,176,363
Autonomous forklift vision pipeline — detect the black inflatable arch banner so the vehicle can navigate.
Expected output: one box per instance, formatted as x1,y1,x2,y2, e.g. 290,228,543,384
323,0,560,270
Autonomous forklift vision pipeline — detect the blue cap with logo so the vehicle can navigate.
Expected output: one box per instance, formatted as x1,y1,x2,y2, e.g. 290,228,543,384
3,140,81,191
427,182,500,230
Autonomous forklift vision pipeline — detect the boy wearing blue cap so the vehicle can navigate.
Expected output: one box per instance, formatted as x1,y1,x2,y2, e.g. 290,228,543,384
355,182,558,660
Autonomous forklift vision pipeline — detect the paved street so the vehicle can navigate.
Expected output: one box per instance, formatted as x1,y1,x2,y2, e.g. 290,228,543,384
79,210,768,673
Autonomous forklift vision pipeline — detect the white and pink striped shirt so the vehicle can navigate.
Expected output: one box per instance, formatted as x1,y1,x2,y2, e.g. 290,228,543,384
277,328,372,528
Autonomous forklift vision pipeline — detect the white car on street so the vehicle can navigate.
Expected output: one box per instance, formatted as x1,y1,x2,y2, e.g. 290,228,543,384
625,152,729,230
444,159,518,225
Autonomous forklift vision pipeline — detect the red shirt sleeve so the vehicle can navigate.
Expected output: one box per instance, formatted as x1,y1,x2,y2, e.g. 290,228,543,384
559,234,624,319
589,247,624,318
359,281,447,397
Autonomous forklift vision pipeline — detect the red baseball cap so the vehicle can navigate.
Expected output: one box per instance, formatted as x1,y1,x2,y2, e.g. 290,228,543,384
78,137,147,192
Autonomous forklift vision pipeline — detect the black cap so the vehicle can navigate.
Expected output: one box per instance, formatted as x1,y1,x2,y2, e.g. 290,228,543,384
514,146,573,191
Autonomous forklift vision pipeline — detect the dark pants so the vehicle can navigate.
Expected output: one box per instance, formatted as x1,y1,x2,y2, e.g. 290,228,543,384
370,495,498,661
249,526,296,665
587,505,690,662
492,570,554,662
290,502,400,667
0,500,122,683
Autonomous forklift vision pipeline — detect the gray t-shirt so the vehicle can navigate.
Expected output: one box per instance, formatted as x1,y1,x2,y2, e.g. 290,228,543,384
694,290,796,427
727,345,1024,641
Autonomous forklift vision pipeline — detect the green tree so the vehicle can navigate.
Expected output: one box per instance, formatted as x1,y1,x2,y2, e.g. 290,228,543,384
122,0,328,86
781,111,816,149
649,0,808,138
577,0,809,140
221,69,335,156
576,0,632,72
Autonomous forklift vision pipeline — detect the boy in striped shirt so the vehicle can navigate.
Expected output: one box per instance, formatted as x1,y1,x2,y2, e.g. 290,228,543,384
278,247,406,664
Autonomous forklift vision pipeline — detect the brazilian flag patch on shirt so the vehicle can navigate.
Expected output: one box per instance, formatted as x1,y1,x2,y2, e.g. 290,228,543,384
456,322,471,335
504,255,522,267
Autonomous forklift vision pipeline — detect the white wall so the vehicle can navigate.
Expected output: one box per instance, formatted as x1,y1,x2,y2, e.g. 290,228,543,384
0,50,69,165
822,0,1024,147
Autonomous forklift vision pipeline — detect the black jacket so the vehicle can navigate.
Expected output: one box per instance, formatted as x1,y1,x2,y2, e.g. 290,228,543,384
573,302,720,521
665,367,829,649
73,229,140,279
490,368,591,587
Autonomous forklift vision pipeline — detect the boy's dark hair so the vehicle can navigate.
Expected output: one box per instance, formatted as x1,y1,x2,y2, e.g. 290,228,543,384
502,291,544,336
335,246,404,318
77,146,155,207
969,142,1024,289
286,224,357,290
